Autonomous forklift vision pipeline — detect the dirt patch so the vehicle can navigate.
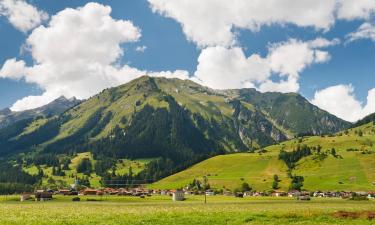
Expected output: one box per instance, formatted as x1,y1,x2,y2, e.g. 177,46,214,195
333,211,375,220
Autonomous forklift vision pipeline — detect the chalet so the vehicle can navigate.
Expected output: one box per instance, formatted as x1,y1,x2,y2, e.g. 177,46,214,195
272,191,287,197
288,190,301,197
35,190,53,201
152,190,161,195
253,191,266,197
243,191,252,197
172,190,185,201
82,188,98,195
235,192,244,198
58,189,71,195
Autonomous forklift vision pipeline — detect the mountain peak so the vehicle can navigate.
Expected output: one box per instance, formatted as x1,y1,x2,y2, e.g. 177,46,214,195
0,107,11,115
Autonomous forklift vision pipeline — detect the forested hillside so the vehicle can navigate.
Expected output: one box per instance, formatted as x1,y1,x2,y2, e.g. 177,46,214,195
0,76,351,192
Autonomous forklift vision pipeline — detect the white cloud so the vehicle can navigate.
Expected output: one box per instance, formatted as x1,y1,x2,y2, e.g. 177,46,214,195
149,0,375,47
337,0,375,20
0,3,188,111
135,45,147,52
311,85,375,122
0,0,48,32
193,46,270,89
346,22,375,42
149,0,337,47
0,58,27,79
193,38,335,92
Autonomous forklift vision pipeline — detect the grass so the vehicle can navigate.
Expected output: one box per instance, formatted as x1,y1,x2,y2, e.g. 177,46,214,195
152,122,375,192
0,195,373,224
151,153,291,191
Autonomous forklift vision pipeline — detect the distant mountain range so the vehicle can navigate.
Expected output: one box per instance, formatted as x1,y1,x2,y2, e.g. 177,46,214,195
0,76,358,190
0,96,81,129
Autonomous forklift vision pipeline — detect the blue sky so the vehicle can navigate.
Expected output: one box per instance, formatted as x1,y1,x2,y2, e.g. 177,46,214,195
0,0,374,122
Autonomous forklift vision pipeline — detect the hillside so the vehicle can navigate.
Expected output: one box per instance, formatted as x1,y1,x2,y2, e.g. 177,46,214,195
152,121,375,192
0,76,351,191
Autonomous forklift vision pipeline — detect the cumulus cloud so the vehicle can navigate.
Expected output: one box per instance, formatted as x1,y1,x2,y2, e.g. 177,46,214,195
337,0,375,20
149,0,337,47
0,0,48,32
0,58,27,80
346,22,375,42
193,38,335,92
311,85,375,122
0,3,188,111
149,0,375,47
193,46,270,89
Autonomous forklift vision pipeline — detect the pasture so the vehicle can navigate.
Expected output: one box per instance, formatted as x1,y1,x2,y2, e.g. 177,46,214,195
0,195,374,224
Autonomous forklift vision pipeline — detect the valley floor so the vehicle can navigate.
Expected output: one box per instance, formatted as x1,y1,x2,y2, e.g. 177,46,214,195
0,195,374,224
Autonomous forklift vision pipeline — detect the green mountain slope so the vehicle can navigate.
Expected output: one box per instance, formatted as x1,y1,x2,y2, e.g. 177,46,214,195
225,89,350,136
0,76,351,190
153,122,375,191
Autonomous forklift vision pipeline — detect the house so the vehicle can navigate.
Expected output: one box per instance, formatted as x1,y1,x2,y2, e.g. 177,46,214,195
288,190,301,197
81,188,98,195
58,189,71,195
35,190,53,201
243,191,252,197
235,192,244,198
172,190,185,201
205,190,215,196
272,191,287,197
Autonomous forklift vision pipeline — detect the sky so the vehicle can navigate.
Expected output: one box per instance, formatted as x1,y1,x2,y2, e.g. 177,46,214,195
0,0,374,122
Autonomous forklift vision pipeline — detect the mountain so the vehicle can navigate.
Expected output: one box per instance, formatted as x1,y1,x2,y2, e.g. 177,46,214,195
0,96,81,129
226,89,350,136
354,112,375,127
152,121,375,191
0,76,351,191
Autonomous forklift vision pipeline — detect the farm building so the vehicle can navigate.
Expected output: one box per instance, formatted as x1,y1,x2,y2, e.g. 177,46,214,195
172,190,185,201
272,191,287,197
81,189,98,195
35,190,53,201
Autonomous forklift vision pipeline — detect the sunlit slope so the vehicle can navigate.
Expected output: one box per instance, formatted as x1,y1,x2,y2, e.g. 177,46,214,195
265,122,375,191
150,153,291,191
153,122,375,191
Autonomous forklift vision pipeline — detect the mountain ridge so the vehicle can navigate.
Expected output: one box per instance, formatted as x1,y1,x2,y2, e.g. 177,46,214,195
0,76,353,190
0,96,81,130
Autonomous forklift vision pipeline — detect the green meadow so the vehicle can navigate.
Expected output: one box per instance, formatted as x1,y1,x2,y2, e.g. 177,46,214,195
152,122,375,191
0,195,374,225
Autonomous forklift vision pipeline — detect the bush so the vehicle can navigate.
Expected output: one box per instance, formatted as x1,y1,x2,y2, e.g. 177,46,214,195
72,197,80,202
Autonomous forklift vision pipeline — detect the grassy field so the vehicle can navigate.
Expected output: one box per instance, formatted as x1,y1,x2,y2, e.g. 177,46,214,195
0,195,373,224
151,153,290,191
152,122,375,191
